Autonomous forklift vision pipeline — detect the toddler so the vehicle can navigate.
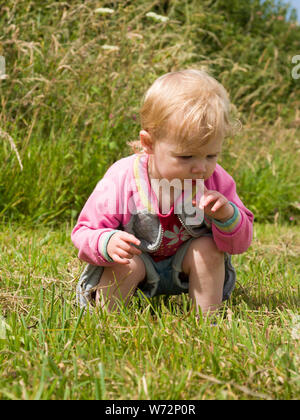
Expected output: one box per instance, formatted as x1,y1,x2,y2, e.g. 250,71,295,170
71,69,253,314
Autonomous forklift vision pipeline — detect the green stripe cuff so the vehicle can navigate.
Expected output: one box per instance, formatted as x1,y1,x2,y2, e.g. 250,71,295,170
100,230,119,262
212,202,241,232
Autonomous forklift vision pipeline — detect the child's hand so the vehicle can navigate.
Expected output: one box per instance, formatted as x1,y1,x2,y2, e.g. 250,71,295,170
198,186,234,222
107,231,142,264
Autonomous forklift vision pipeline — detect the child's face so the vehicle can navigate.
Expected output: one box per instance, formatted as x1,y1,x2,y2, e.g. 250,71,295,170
141,130,223,184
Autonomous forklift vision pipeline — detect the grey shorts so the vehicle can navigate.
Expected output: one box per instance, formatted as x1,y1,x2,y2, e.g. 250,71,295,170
136,238,236,301
76,237,236,308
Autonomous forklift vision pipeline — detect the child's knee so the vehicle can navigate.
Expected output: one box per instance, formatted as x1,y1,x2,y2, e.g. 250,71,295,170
129,255,146,281
105,255,146,283
183,236,224,274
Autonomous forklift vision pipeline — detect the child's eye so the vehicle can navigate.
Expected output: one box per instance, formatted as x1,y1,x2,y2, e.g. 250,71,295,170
207,155,217,159
179,156,193,160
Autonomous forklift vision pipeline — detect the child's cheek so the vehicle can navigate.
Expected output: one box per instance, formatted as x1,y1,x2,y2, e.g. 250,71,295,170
206,161,217,179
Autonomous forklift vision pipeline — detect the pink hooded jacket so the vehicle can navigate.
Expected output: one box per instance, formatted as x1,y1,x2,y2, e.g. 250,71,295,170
71,153,254,266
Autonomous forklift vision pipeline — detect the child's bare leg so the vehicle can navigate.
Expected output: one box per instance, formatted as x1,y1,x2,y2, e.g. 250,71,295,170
95,255,146,311
182,237,225,315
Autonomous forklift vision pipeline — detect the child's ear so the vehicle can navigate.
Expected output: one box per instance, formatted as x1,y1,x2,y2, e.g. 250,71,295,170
140,130,154,154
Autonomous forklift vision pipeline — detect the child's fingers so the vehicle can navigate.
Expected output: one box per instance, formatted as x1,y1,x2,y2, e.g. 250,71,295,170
119,233,142,257
107,232,141,263
119,232,141,247
118,249,134,260
211,196,227,212
200,192,218,209
210,200,223,213
110,253,130,265
119,240,142,256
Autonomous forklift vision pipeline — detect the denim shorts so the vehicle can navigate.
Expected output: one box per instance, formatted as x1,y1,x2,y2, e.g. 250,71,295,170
76,237,236,308
136,238,236,301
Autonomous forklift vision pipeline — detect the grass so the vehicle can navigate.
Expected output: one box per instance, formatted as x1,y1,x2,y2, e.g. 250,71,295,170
0,0,300,225
0,0,299,401
0,222,299,400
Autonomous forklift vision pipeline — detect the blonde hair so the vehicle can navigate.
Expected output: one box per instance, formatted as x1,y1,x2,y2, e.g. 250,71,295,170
129,69,236,153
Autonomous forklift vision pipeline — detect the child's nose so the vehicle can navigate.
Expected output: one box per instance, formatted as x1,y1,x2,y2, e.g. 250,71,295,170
191,160,206,175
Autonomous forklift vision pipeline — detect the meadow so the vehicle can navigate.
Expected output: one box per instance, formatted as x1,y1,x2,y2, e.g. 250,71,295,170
0,222,299,399
0,0,299,400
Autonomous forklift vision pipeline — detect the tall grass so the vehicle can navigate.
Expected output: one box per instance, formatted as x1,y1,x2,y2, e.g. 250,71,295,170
0,0,299,225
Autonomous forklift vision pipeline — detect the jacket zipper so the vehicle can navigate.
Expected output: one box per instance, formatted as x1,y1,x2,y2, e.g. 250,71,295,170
150,226,164,252
177,214,198,237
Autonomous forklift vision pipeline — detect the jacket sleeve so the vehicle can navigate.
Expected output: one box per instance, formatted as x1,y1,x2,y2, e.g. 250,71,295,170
207,166,254,255
71,174,124,266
